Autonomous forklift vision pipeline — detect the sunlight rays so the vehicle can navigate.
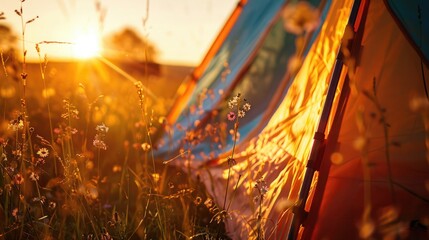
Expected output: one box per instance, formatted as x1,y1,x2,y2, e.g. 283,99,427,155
72,32,101,59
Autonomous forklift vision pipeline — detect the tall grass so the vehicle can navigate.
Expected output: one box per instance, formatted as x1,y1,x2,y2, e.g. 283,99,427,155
0,1,236,239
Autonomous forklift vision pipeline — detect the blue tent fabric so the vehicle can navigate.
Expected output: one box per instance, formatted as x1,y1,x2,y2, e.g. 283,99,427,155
155,0,329,161
385,0,429,63
155,0,288,159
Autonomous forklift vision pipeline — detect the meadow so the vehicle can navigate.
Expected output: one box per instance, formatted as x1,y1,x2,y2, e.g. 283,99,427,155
0,3,244,238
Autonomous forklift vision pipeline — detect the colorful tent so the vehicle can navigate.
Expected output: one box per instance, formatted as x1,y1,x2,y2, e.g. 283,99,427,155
154,0,429,239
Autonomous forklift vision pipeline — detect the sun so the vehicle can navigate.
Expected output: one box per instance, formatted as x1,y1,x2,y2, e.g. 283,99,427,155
72,32,101,59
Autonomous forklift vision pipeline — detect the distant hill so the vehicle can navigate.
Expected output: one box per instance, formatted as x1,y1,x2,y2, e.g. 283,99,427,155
16,59,193,99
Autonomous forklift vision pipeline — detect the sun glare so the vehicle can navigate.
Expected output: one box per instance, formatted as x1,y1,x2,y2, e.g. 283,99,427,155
72,33,101,59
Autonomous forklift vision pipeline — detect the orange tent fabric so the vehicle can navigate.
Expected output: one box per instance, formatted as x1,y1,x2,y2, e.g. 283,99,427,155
304,1,429,239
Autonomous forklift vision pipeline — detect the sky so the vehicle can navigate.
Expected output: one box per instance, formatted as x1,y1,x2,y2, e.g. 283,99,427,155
2,0,237,65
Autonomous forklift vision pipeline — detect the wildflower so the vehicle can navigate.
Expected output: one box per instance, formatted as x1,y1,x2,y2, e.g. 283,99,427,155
227,111,236,121
185,130,200,145
48,201,56,210
238,109,245,118
95,123,109,134
227,156,236,167
37,147,49,158
253,196,261,204
32,196,46,204
29,172,39,181
242,102,251,111
36,158,46,166
12,208,18,219
53,127,61,135
61,100,79,120
282,1,320,35
14,173,24,185
12,149,22,157
260,185,269,195
230,129,240,141
93,139,107,150
255,178,269,196
8,119,24,131
227,100,235,109
228,94,239,109
141,142,151,151
93,123,108,150
233,93,241,101
70,127,78,135
152,173,160,183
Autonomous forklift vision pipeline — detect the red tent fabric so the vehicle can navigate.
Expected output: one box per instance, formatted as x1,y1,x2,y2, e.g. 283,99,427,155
304,0,429,239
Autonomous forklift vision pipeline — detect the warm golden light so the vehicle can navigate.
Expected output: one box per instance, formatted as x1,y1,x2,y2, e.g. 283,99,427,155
72,32,101,59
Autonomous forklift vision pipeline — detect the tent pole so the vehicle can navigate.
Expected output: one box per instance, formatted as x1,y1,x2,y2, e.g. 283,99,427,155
287,57,344,240
287,0,366,239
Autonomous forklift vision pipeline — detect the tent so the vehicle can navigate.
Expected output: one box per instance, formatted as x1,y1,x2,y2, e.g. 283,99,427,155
154,0,429,239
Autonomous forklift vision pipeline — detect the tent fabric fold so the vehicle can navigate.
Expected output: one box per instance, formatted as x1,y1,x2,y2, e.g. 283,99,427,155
384,0,429,64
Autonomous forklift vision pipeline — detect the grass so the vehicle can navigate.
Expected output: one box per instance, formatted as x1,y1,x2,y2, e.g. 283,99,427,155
0,1,247,239
0,55,232,239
